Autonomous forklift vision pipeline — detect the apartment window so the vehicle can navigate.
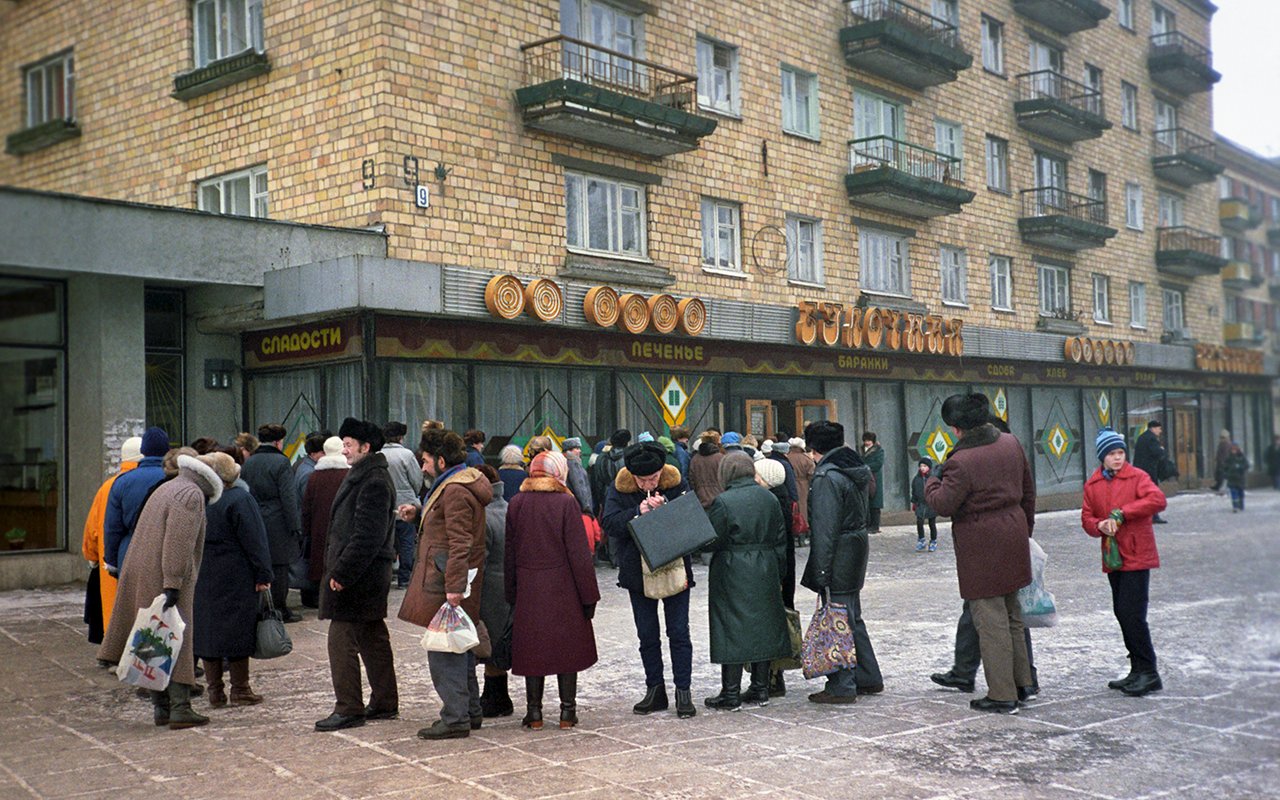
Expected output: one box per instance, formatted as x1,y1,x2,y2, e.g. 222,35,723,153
940,246,967,305
1158,191,1184,227
194,0,265,68
985,136,1008,192
24,51,75,128
1092,274,1111,323
1218,175,1232,199
853,90,902,142
564,171,646,257
696,37,739,115
787,215,824,285
935,120,963,170
1129,281,1147,328
1029,39,1063,74
1118,0,1134,30
781,66,819,139
700,198,741,272
981,16,1004,74
1083,64,1103,96
198,165,268,218
1125,182,1144,230
1162,287,1185,335
1121,82,1138,130
1088,169,1107,204
990,255,1013,311
1152,4,1176,35
931,0,959,27
860,228,909,295
1272,197,1280,222
1037,262,1070,316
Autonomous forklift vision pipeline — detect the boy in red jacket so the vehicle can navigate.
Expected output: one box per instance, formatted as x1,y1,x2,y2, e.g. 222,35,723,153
1081,428,1167,697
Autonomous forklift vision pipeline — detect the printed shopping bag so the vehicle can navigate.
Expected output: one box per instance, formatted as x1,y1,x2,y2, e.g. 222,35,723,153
800,594,857,680
1018,539,1058,628
420,602,480,654
115,593,185,691
771,607,804,672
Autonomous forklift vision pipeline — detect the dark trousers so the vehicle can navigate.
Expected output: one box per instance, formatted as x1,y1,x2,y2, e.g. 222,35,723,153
823,590,882,696
327,619,399,716
782,533,796,610
271,563,291,612
952,600,1038,687
393,519,416,586
1229,487,1245,510
628,588,693,690
1109,569,1157,674
868,507,882,532
427,649,481,726
916,517,938,541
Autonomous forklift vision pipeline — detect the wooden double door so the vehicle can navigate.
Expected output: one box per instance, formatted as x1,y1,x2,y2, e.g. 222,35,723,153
744,399,836,441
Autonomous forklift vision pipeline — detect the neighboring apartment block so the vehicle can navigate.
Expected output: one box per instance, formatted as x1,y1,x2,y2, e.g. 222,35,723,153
1,0,1274,586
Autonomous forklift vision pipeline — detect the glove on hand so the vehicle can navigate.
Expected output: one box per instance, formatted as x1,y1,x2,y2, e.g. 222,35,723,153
583,603,596,620
162,588,179,610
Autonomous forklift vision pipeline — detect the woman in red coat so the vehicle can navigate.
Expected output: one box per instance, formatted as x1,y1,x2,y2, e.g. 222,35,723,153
505,450,601,730
302,437,350,586
1082,428,1167,697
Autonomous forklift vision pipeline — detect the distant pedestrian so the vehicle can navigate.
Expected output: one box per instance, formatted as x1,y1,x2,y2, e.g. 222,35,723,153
382,421,425,589
463,429,487,468
294,430,331,609
103,426,169,576
590,429,630,513
1223,444,1249,512
911,458,938,552
294,431,329,499
1132,421,1170,524
301,437,349,605
241,423,304,622
688,431,725,509
670,426,692,476
1266,435,1280,490
861,432,885,534
561,437,594,513
82,436,141,642
1211,430,1233,494
786,437,815,546
498,444,527,502
475,465,513,719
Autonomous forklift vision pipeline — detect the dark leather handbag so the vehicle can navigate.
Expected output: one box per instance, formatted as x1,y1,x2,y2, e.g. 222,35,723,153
626,491,718,570
254,591,293,660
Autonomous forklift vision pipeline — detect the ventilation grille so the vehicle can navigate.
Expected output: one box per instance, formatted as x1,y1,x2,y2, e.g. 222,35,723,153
1134,342,1194,370
704,299,792,344
965,326,1064,362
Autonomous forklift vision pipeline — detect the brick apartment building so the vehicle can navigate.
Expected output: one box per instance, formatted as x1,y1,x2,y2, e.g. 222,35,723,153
0,0,1274,586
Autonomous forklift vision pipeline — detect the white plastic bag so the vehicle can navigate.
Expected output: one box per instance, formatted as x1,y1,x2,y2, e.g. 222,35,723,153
1018,539,1058,628
419,602,480,653
115,593,186,690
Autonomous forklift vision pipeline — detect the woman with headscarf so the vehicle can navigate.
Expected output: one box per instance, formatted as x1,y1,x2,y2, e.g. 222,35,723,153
504,451,600,729
498,444,527,502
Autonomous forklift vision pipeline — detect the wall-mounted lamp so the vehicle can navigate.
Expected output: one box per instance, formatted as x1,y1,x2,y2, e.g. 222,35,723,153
204,359,235,390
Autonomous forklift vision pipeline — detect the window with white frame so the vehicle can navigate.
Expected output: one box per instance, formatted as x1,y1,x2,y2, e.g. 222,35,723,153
786,215,824,284
1152,3,1176,35
985,135,1008,192
194,0,265,69
1218,175,1232,199
981,16,1004,74
1162,287,1185,335
781,65,819,139
24,51,75,128
1088,169,1107,204
1158,191,1184,227
1121,81,1138,130
564,171,646,257
696,37,739,115
1037,262,1070,316
989,255,1013,311
931,0,959,27
1129,281,1147,328
860,228,909,295
1118,0,1134,30
198,166,268,217
940,246,967,305
1125,182,1144,230
1092,274,1111,323
935,120,963,179
700,198,741,272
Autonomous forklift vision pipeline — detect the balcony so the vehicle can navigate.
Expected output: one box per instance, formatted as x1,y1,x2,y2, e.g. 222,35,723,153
1018,188,1117,250
515,36,717,157
839,0,972,90
1220,198,1262,232
1148,32,1221,95
1155,227,1228,279
1223,322,1263,347
1014,71,1111,143
1011,0,1110,35
1221,260,1263,291
844,137,975,218
1151,129,1223,187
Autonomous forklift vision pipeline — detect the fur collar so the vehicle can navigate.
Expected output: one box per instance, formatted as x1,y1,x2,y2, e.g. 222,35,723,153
315,454,350,471
950,423,1001,454
519,476,570,494
177,454,223,506
421,466,484,517
614,464,682,494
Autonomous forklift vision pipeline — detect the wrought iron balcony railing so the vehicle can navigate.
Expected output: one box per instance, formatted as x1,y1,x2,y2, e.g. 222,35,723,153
1152,128,1216,159
1016,70,1104,117
521,35,698,104
848,135,964,184
1149,31,1213,69
846,0,962,50
1020,187,1108,225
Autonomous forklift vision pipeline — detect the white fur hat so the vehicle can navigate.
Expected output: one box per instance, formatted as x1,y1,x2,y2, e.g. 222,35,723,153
323,436,343,457
120,436,143,462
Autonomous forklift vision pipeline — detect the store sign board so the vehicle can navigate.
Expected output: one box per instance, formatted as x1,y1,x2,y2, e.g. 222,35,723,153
794,301,964,356
245,318,359,364
1194,344,1264,375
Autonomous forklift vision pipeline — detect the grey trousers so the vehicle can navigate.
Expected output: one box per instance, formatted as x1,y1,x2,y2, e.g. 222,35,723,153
969,593,1032,703
823,591,883,697
427,649,481,726
327,619,398,716
952,600,1038,687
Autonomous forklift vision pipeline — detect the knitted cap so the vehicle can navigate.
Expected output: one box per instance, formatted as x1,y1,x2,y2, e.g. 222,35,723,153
760,439,774,454
140,427,169,457
721,431,742,447
120,436,143,463
754,457,785,489
1095,428,1127,462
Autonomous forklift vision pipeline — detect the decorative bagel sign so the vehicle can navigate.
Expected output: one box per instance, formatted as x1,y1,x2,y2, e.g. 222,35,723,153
482,274,706,337
1063,337,1134,367
484,275,525,319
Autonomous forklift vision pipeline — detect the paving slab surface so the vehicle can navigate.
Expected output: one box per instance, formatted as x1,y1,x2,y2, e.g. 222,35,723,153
1,490,1277,799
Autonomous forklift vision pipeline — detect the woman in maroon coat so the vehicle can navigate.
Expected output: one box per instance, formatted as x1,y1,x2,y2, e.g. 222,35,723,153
302,437,349,585
504,450,600,730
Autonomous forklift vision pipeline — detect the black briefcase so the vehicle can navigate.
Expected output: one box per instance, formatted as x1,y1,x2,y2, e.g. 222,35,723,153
626,491,718,568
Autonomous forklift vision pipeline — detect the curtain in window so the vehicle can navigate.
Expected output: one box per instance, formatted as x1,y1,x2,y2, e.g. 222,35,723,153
387,363,467,432
250,370,321,433
324,362,364,426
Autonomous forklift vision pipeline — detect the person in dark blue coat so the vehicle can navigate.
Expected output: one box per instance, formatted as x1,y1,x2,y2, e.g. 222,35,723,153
193,448,274,708
103,426,170,575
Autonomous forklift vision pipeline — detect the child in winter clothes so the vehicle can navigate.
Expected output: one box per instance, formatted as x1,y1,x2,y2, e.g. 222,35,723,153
910,458,938,552
1223,444,1249,512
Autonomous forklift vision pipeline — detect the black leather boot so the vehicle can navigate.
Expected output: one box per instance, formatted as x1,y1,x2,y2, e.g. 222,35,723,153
482,673,514,718
769,669,786,698
704,665,743,711
741,662,770,706
1108,669,1139,690
558,673,578,729
675,688,696,718
151,689,170,727
632,684,668,715
167,683,210,729
1121,671,1163,697
522,676,545,730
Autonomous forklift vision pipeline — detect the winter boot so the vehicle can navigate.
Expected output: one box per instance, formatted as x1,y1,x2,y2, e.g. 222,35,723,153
769,669,786,698
522,676,545,730
704,664,743,711
632,684,668,715
558,673,578,729
675,688,696,718
481,673,514,718
228,658,263,706
203,658,227,708
741,662,771,706
167,683,210,729
150,689,170,727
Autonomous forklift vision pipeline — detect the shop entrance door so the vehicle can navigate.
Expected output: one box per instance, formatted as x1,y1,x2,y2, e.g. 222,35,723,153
744,399,837,441
1173,407,1199,487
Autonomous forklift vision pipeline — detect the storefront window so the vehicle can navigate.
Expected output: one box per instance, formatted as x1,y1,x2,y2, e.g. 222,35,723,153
145,289,184,443
383,362,468,434
1031,387,1083,496
474,365,573,448
0,277,65,554
618,372,724,442
865,382,907,510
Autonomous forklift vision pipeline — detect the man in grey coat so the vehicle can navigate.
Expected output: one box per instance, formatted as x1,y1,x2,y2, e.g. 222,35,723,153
381,421,424,588
562,438,594,513
242,423,303,622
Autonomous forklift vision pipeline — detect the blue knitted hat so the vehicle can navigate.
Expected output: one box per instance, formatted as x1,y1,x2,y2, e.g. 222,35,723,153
1095,428,1127,462
721,431,742,447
